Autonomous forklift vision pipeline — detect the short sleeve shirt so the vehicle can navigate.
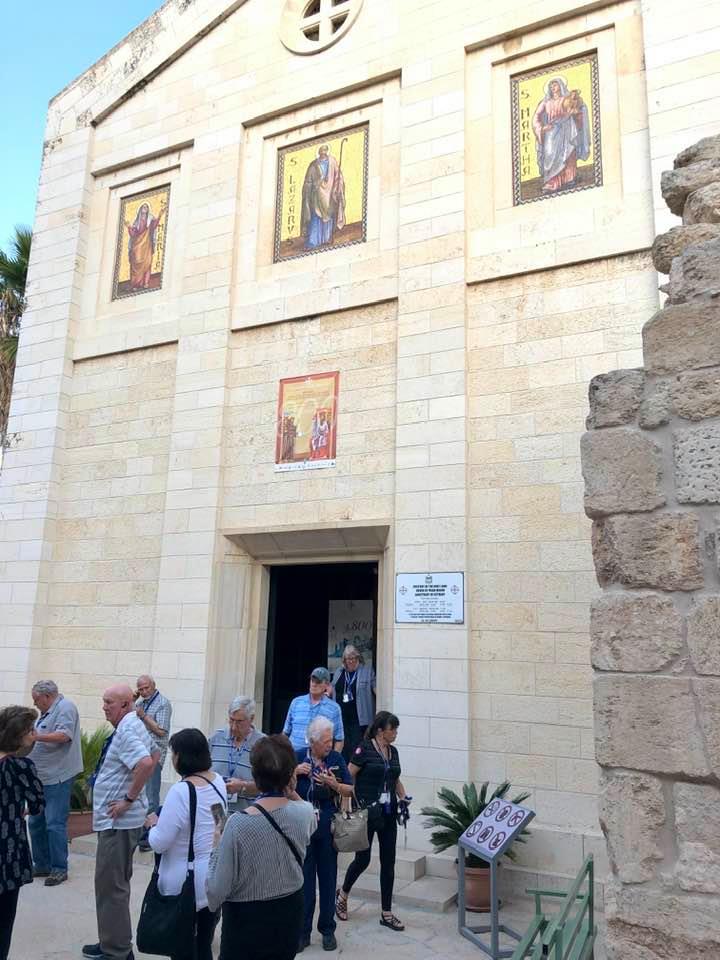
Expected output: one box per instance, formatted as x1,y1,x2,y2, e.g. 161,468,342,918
294,748,352,823
92,712,154,831
29,695,83,785
350,739,401,811
209,727,265,809
135,691,172,764
282,695,344,751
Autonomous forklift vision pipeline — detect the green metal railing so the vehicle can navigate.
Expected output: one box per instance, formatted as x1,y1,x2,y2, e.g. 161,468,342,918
511,855,596,960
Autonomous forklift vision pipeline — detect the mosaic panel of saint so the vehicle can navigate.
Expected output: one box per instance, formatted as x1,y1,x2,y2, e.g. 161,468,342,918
274,125,368,262
511,54,602,205
112,184,170,300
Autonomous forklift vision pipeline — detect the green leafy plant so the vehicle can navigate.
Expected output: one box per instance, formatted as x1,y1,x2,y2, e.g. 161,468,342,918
421,781,531,868
70,726,112,812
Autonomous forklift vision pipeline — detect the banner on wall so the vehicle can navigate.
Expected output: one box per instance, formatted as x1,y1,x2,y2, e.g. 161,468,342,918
327,599,374,674
275,371,339,472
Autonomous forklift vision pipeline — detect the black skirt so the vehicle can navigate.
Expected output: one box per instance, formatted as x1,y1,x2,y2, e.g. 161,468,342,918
220,888,304,960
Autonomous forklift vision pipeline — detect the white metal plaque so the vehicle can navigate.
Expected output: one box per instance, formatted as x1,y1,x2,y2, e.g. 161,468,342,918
459,800,534,862
395,572,464,624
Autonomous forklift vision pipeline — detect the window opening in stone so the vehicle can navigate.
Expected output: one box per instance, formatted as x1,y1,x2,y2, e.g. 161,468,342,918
303,24,321,40
331,12,348,32
304,0,321,15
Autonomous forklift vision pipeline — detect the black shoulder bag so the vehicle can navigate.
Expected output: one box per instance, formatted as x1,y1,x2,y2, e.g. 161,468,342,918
137,780,198,959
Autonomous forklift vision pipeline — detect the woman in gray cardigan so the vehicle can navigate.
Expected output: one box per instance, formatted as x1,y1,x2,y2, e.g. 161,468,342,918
330,645,376,761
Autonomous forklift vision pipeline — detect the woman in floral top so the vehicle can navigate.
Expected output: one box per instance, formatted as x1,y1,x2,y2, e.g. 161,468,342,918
0,705,45,960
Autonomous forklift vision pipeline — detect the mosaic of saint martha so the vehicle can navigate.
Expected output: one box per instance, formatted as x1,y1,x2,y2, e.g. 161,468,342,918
274,125,368,262
512,54,602,204
112,185,170,299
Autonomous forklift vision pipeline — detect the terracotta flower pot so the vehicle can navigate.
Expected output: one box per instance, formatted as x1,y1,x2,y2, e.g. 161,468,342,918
67,810,94,840
463,863,492,912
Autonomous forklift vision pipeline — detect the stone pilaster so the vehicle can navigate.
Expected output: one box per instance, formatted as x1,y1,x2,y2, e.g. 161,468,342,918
583,133,720,958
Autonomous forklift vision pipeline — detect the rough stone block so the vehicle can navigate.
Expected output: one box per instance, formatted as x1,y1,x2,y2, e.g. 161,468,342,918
668,237,720,304
594,675,711,776
661,160,720,216
694,678,720,776
688,597,720,675
684,181,720,225
651,223,720,273
592,513,704,591
674,425,720,503
607,916,720,960
581,429,665,517
639,382,671,428
675,134,720,169
675,782,720,893
591,594,684,672
599,772,665,883
586,369,645,428
643,303,720,375
671,369,720,420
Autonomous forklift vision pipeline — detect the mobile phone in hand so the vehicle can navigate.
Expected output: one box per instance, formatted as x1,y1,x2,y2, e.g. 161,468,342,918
211,803,227,833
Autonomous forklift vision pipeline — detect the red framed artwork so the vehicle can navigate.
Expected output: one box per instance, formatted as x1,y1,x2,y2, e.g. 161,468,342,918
275,372,339,472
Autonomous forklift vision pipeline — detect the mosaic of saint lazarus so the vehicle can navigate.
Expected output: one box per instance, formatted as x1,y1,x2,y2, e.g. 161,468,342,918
275,126,368,262
112,185,170,299
512,54,602,204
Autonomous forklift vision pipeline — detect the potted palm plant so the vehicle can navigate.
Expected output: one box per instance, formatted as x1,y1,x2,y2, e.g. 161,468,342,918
421,780,531,912
68,726,111,839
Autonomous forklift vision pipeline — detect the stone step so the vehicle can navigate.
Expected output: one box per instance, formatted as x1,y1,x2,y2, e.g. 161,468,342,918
348,873,458,913
425,851,457,880
338,847,426,881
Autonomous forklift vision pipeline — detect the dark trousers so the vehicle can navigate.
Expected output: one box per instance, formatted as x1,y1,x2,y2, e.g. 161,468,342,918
95,826,143,960
0,888,20,960
171,907,218,960
343,812,397,912
302,820,337,937
220,889,303,960
340,724,367,763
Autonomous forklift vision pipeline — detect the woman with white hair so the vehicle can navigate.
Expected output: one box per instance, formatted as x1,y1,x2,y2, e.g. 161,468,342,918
294,716,353,953
331,645,376,761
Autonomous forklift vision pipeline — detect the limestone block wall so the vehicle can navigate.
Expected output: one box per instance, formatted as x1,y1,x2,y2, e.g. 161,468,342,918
583,133,720,957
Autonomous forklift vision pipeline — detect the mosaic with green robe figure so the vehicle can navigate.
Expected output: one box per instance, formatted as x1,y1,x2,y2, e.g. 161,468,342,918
511,54,602,205
274,125,368,262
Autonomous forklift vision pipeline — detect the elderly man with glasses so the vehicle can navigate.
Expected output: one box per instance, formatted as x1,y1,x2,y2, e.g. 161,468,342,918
209,696,266,810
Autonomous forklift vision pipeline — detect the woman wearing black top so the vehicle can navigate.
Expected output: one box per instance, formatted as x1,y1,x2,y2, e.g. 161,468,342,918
335,711,407,932
0,705,45,960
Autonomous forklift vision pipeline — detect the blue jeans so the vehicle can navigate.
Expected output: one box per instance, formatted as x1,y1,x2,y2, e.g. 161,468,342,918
28,777,74,874
302,817,338,938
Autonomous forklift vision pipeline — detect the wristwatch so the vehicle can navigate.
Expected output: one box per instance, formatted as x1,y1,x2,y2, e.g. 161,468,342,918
123,794,137,803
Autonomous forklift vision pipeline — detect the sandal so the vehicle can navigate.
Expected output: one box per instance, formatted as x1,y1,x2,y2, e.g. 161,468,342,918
335,888,348,922
380,912,405,932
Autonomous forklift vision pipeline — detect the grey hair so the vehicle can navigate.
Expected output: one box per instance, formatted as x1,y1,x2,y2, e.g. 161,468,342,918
307,716,334,743
342,644,363,664
32,680,59,697
228,695,256,719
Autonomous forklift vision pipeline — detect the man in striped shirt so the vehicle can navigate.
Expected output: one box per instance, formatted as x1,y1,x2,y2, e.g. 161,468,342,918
282,668,344,752
134,675,172,851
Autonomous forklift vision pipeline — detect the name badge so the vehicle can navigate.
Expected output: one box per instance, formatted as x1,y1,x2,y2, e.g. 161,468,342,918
343,694,350,703
379,791,390,805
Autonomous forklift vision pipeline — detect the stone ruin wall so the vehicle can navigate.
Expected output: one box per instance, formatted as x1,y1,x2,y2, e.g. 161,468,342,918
582,133,720,959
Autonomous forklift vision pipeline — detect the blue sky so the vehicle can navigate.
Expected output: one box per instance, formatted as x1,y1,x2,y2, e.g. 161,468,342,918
0,1,162,250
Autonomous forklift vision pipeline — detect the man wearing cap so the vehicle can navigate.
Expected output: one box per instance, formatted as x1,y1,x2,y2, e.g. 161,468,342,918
283,668,344,753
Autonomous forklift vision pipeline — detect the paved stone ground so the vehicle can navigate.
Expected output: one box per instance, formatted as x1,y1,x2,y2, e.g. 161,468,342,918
11,852,605,959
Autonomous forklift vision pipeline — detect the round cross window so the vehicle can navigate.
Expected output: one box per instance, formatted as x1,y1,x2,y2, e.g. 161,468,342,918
279,0,364,55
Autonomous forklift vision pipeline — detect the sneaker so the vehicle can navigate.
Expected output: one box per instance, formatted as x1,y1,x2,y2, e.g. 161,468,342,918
45,871,68,886
297,934,310,953
322,933,338,951
33,867,51,878
138,840,151,852
81,949,134,960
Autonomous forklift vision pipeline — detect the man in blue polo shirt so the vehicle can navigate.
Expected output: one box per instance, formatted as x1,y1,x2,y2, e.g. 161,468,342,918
283,667,344,752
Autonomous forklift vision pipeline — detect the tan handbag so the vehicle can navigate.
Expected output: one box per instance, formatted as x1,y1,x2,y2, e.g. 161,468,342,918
331,794,369,853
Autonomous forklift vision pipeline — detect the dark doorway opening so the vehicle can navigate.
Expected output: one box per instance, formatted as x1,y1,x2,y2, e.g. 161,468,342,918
264,562,377,735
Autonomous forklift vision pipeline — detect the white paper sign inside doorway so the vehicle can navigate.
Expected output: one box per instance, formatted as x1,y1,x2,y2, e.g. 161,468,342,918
328,599,374,673
395,572,464,624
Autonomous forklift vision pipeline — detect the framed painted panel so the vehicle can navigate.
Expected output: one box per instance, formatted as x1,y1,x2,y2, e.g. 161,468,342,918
274,124,368,262
112,184,170,300
275,371,339,471
511,53,602,205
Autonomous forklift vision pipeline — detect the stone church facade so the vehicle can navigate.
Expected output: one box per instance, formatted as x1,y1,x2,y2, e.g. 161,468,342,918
2,0,719,888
